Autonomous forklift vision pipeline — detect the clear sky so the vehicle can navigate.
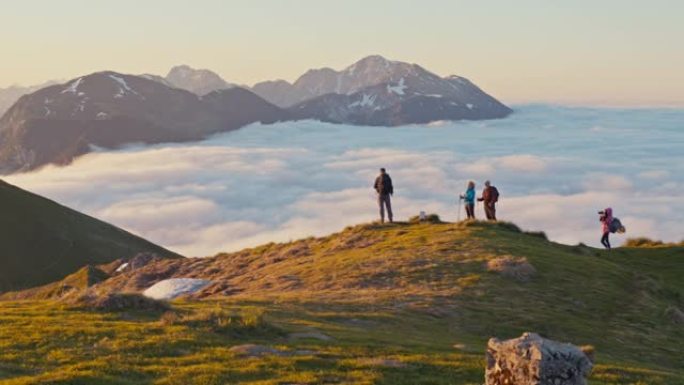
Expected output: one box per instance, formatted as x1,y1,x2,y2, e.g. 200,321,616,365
1,0,683,106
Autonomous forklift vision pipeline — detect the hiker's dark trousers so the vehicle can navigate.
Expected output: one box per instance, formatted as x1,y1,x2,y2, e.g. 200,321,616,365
465,203,475,219
378,193,393,223
601,232,611,249
484,202,496,221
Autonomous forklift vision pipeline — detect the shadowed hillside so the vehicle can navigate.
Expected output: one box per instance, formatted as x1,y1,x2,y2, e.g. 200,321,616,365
0,180,180,292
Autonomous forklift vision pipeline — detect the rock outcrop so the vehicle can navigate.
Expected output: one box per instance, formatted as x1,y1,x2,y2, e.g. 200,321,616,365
485,332,593,385
665,306,684,325
165,65,234,95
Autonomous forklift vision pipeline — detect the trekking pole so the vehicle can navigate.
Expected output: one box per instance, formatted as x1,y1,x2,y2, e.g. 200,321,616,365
457,196,463,222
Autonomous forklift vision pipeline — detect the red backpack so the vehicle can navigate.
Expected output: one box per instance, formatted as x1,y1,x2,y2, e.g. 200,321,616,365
490,186,499,203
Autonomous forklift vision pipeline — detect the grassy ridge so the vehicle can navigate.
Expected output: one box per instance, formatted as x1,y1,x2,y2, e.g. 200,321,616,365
0,220,682,384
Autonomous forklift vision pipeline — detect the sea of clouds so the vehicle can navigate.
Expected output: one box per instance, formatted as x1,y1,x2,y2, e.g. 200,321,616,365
7,105,684,256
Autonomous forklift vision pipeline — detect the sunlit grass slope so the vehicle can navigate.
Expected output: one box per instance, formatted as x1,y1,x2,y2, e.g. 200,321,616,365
0,220,682,384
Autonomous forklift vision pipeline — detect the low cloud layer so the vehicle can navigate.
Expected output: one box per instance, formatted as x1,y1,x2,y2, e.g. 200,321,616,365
7,105,684,256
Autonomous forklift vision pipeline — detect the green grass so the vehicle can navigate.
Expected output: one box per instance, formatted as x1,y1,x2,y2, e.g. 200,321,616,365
0,220,682,384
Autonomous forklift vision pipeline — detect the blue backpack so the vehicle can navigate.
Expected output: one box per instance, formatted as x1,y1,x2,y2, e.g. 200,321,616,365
610,218,625,234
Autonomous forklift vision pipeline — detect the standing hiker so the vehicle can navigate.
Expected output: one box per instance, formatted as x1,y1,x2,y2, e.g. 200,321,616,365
478,180,499,221
373,168,394,223
598,208,613,250
460,181,476,220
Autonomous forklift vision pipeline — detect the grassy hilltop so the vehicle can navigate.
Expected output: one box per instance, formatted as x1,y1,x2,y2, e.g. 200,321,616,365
0,220,682,384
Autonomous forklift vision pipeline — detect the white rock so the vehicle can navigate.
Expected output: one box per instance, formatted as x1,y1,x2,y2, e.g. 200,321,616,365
143,278,210,300
114,262,129,273
486,332,593,385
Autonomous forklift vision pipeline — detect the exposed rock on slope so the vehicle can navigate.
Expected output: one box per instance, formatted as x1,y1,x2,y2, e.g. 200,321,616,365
165,65,234,95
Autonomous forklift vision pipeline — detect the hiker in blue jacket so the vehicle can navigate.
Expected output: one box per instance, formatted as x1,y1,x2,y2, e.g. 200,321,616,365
460,181,476,220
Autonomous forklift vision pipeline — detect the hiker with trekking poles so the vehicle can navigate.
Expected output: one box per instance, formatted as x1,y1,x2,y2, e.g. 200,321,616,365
458,181,476,221
478,180,499,221
598,208,626,250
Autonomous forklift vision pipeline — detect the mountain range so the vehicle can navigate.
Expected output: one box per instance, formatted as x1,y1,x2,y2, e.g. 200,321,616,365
284,56,511,125
0,179,179,292
0,65,234,117
162,57,511,123
0,56,511,173
0,72,285,173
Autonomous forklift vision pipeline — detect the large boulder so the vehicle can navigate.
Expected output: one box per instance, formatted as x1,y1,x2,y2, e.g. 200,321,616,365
142,278,211,300
485,332,593,385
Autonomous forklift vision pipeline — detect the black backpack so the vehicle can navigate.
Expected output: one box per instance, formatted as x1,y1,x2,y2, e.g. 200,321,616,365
377,174,393,195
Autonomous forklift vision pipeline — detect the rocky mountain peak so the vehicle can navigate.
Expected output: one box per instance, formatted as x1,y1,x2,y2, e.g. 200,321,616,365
251,55,464,109
166,65,233,95
343,55,416,77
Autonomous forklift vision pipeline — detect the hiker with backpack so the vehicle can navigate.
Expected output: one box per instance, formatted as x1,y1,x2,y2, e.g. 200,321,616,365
459,181,476,220
478,180,499,221
373,168,394,223
598,208,626,250
598,208,614,250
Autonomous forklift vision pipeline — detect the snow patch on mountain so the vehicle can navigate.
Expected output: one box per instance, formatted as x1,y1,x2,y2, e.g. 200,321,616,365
115,262,129,273
387,78,407,95
109,75,141,99
349,93,377,108
61,78,83,94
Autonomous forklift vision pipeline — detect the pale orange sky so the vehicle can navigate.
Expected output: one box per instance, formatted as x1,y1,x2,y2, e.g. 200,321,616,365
1,0,683,106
